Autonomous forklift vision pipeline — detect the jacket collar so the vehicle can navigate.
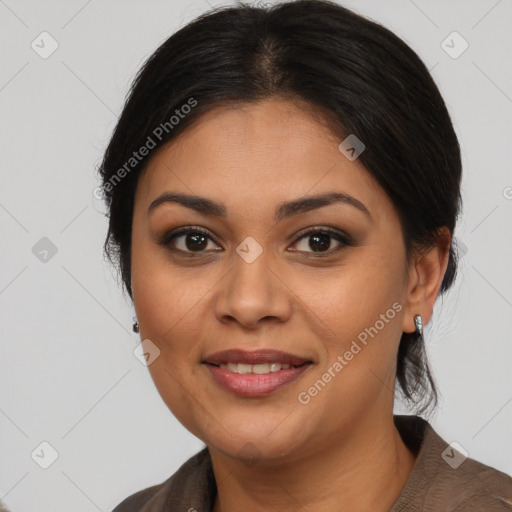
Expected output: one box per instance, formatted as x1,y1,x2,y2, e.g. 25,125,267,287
140,415,433,511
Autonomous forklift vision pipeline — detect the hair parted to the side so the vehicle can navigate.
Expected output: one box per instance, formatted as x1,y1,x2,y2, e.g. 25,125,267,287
97,0,463,417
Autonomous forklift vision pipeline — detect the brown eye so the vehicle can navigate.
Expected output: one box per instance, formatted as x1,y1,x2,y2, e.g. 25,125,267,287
160,227,220,253
290,227,352,256
159,225,353,257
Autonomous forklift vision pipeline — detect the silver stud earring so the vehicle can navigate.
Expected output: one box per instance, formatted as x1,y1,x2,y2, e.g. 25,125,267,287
414,314,423,336
132,316,139,333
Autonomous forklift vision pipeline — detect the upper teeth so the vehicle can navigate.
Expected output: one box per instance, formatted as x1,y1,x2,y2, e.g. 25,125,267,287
219,362,294,374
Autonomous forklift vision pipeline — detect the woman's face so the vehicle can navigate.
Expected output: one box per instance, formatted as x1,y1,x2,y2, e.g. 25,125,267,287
131,98,420,463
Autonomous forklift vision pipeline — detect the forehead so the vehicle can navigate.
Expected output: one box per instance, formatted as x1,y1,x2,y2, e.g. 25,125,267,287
135,99,385,218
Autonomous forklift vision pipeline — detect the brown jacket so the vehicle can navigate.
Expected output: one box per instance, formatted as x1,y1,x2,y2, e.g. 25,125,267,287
112,415,512,511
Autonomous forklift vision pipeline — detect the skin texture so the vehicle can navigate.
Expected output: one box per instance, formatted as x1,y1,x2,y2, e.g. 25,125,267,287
130,98,451,511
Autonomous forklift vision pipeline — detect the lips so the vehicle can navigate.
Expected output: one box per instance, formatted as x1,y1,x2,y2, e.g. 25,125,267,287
203,348,311,367
202,348,313,397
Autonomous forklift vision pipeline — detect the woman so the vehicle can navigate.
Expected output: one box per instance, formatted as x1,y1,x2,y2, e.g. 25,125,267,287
99,1,512,510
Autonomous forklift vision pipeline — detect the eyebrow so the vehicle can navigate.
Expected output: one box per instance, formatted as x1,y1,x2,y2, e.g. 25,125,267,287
147,191,372,222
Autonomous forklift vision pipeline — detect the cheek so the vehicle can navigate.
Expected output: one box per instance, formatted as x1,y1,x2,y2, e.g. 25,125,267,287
133,273,206,363
131,254,211,433
144,358,210,443
297,251,404,339
299,252,406,394
131,237,208,346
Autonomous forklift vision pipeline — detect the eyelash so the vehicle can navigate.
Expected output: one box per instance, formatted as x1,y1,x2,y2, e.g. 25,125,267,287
158,225,353,257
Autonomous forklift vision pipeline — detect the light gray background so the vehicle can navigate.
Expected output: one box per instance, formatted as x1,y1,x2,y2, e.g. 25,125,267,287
1,0,511,510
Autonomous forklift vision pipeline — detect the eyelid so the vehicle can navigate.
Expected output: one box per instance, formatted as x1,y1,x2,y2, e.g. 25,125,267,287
289,226,352,254
159,225,353,255
159,225,219,250
291,224,351,243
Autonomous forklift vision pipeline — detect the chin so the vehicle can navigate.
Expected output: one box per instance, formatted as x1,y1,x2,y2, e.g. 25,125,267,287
210,437,298,465
202,420,306,462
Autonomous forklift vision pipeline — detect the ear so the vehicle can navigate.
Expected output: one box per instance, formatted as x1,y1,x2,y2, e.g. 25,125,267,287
402,227,452,334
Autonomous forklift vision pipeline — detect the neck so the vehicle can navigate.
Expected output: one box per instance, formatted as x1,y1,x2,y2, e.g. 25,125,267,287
210,413,417,512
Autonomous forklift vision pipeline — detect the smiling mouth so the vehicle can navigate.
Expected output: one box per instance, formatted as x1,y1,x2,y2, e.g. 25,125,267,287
205,361,310,374
202,348,314,395
203,360,313,397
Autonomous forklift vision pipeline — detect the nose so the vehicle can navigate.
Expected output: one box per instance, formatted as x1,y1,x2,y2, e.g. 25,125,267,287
213,245,293,330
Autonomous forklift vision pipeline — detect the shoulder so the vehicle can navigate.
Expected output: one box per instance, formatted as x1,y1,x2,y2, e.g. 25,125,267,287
111,483,164,512
110,447,215,512
448,455,512,511
392,415,512,511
